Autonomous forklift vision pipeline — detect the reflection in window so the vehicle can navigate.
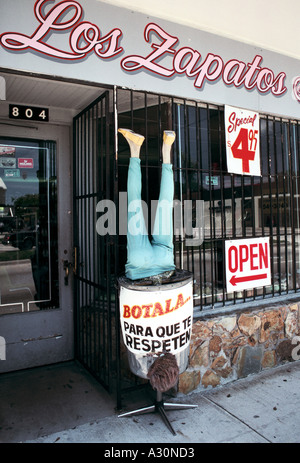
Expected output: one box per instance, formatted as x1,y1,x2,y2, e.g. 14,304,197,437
0,139,58,314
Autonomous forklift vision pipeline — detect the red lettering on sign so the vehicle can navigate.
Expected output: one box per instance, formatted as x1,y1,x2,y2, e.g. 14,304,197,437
259,242,269,268
239,244,249,271
231,128,256,173
228,241,269,273
131,305,142,319
122,293,191,319
141,304,152,318
227,111,257,133
0,2,287,97
121,23,177,76
121,25,287,96
123,305,131,318
0,0,123,60
226,238,270,290
151,302,164,317
250,243,258,270
228,245,238,272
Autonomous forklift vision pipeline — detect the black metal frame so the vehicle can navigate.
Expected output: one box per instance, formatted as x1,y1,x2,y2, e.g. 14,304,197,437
116,89,300,310
73,86,300,405
73,90,117,392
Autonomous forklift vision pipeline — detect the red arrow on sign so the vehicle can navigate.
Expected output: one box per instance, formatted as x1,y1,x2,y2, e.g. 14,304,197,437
230,273,268,286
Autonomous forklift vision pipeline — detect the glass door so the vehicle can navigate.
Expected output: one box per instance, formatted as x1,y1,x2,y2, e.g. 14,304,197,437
0,129,72,374
0,140,58,314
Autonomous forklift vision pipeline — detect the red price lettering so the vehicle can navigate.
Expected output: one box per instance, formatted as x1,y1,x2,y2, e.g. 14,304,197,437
231,128,258,173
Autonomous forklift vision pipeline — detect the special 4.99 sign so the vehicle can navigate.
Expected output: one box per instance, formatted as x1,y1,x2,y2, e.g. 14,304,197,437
225,105,260,176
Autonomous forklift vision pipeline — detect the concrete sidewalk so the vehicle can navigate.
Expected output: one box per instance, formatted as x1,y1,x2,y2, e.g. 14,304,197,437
21,361,300,444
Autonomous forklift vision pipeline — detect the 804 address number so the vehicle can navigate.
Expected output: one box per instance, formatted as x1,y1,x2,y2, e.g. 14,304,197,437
9,104,49,122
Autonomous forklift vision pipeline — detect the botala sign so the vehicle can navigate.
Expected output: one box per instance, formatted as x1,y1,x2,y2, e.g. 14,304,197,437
119,281,193,356
0,0,299,116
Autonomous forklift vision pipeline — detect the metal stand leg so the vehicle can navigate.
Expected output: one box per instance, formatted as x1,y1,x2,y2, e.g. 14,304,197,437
117,404,156,417
118,390,197,436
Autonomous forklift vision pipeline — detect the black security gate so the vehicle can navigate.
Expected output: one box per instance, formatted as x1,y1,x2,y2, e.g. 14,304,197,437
73,90,120,394
73,85,300,405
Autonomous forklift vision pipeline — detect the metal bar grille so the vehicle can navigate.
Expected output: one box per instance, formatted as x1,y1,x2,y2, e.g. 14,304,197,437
73,91,116,392
73,86,300,403
116,88,300,312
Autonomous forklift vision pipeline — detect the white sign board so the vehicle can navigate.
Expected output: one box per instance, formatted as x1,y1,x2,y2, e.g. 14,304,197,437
120,281,193,355
225,237,271,292
225,105,260,176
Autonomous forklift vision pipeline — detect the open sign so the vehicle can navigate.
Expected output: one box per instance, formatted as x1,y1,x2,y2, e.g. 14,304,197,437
225,237,271,292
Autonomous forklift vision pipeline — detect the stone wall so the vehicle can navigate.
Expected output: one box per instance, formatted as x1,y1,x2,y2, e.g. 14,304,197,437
178,300,300,394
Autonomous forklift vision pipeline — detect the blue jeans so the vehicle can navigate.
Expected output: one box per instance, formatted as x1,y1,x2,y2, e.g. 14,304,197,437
125,158,175,280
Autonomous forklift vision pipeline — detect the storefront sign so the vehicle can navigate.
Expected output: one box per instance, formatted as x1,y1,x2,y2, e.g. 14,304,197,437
293,77,300,102
18,158,34,168
205,175,219,186
4,169,20,177
0,146,15,157
0,158,16,168
225,105,260,176
225,237,271,292
119,282,193,355
0,1,288,99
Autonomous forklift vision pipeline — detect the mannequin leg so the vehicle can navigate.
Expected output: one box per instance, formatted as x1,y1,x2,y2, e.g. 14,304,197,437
152,131,176,252
118,129,153,278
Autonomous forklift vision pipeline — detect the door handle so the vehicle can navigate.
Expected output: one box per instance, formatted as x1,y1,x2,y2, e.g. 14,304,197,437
63,260,72,286
63,247,79,285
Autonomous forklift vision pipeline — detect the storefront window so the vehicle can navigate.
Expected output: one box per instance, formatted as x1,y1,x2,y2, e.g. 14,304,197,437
116,88,300,310
0,138,58,314
173,105,300,307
